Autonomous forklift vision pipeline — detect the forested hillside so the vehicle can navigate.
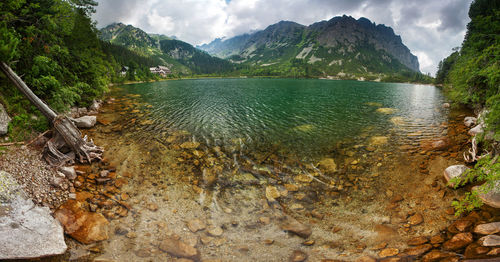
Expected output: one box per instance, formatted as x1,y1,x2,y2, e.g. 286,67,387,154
436,0,499,212
0,0,158,140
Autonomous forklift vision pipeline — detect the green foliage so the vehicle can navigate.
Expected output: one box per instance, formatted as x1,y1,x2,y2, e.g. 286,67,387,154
451,155,500,215
435,51,459,84
438,0,500,213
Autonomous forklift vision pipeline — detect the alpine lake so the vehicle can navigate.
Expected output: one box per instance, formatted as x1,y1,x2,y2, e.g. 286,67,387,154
73,78,476,261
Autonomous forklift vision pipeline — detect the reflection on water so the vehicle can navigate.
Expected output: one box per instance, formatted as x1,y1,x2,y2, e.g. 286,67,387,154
121,79,448,159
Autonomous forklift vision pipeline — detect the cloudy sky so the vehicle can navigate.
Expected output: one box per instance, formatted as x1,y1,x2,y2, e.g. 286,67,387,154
93,0,473,75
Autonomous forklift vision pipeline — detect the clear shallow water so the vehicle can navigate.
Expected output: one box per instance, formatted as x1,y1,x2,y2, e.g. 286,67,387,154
78,79,471,261
121,78,447,158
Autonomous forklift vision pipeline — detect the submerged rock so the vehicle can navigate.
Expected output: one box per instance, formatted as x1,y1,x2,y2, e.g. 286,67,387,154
54,199,109,244
442,232,473,250
0,171,67,259
159,236,200,259
72,115,97,128
443,165,470,188
186,219,206,233
0,103,11,135
180,141,200,149
289,250,307,262
280,216,312,238
376,108,397,114
318,158,337,173
370,136,388,146
265,186,281,201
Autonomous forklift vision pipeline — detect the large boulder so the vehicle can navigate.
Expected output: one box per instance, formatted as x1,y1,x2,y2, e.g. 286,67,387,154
0,171,67,259
473,181,500,208
443,165,470,188
0,103,11,135
71,116,97,128
54,199,109,244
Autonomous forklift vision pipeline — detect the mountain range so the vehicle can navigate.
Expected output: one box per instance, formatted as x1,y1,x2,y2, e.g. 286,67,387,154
100,16,421,79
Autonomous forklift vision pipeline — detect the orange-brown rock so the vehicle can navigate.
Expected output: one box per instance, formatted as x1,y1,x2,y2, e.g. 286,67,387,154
405,244,432,256
159,236,199,259
464,243,490,259
54,200,109,244
378,248,399,257
422,250,457,262
442,232,473,251
408,236,428,246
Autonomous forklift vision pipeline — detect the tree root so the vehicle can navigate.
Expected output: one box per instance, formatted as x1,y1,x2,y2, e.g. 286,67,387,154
43,115,103,167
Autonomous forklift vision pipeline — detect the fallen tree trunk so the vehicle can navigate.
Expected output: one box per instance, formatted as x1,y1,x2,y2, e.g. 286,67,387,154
0,61,103,166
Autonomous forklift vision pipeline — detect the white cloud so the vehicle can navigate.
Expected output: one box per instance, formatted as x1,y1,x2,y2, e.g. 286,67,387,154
93,0,473,75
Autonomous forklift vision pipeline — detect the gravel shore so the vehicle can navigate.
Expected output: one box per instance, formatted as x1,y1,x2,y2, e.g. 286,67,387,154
0,145,69,209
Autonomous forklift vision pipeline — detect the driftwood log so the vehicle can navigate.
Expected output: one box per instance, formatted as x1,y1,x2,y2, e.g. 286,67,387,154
0,61,103,166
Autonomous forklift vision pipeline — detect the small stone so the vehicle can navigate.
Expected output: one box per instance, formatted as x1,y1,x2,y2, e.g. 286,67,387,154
134,248,151,258
114,226,128,235
474,222,500,235
408,236,428,246
280,216,312,238
378,248,399,257
289,250,307,262
422,250,456,262
207,226,223,237
265,186,281,201
187,219,206,233
59,166,77,180
120,193,129,201
263,239,274,245
478,235,500,247
259,217,271,225
72,115,97,128
405,244,432,256
180,141,200,149
487,247,500,256
311,209,324,219
126,232,137,239
318,158,337,173
430,234,445,244
390,195,403,203
284,184,299,192
356,256,377,262
371,242,387,250
302,240,315,246
442,232,473,250
159,237,199,259
464,243,490,259
147,203,158,211
408,213,423,225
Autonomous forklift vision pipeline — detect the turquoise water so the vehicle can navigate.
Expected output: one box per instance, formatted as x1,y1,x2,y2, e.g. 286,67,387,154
120,78,447,159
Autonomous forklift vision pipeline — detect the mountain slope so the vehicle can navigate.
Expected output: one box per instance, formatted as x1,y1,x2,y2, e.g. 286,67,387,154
99,23,233,75
199,16,420,77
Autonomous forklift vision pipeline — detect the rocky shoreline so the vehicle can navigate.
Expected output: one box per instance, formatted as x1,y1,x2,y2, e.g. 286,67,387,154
1,93,499,261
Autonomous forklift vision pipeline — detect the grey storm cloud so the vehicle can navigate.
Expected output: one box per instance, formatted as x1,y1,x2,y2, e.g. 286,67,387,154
93,0,473,75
